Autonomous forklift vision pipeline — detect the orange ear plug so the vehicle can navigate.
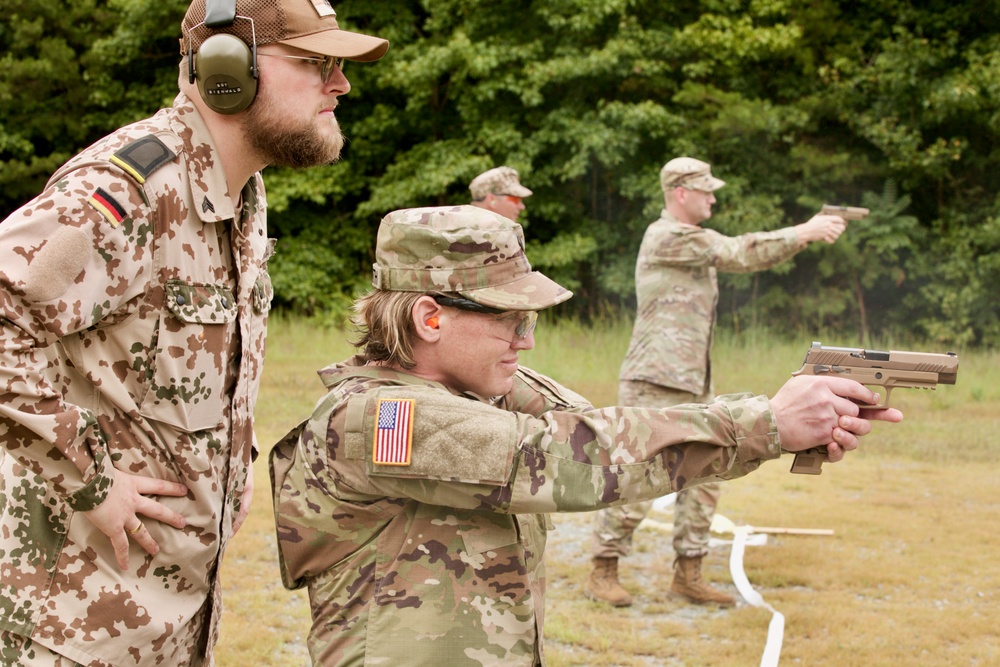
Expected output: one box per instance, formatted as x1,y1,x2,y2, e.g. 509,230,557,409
426,316,439,329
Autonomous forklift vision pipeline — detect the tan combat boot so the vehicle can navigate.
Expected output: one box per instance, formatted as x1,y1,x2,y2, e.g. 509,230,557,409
670,555,735,606
584,557,633,607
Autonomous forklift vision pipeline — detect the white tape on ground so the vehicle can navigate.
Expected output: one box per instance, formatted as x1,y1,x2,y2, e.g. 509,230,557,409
730,527,784,667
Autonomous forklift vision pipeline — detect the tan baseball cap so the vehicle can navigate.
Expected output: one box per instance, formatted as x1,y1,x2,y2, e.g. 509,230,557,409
660,157,726,193
182,0,389,61
371,206,572,311
469,167,533,200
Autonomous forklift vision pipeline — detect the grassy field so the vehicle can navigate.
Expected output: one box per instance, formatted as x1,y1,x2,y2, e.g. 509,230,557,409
216,316,1000,666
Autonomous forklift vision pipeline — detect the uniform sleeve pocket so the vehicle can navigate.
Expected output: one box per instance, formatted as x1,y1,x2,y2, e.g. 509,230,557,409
461,516,520,556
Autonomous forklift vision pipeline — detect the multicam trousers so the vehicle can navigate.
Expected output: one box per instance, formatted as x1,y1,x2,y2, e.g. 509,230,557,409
590,380,722,560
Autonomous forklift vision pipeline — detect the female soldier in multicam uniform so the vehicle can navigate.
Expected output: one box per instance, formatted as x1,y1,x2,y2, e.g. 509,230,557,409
270,205,899,666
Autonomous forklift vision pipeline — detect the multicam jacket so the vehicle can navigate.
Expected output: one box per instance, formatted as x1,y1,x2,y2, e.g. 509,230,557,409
270,356,783,666
619,209,801,394
0,93,272,666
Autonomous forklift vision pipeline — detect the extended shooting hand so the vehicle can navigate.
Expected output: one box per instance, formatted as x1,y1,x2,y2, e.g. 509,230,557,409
770,375,903,459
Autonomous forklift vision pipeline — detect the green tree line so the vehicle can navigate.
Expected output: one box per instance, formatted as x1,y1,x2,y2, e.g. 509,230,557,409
3,0,999,345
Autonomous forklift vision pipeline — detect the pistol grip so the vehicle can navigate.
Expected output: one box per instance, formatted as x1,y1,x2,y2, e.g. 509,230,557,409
790,447,828,475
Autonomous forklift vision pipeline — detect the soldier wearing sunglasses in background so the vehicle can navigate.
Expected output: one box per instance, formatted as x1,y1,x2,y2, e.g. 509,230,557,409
0,1,387,665
469,165,533,222
269,204,900,666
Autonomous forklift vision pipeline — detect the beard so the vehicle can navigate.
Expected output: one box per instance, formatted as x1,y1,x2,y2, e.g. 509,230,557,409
242,90,346,168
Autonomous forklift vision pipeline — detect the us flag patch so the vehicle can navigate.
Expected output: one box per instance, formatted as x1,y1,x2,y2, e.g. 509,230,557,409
373,399,414,465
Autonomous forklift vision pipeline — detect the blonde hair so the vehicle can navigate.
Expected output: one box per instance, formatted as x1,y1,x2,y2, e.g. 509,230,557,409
351,290,425,369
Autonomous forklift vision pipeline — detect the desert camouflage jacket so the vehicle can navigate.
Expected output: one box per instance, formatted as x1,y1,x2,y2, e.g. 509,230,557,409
270,356,782,666
0,93,272,666
619,209,800,394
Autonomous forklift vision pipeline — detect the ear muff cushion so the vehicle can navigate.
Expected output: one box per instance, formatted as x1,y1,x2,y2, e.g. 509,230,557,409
195,33,257,114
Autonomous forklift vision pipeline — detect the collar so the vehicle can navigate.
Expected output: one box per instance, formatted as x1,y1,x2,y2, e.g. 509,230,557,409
169,93,244,224
317,355,489,403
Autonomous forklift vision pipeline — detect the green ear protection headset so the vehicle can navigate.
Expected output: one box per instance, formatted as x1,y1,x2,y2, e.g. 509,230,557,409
187,0,258,114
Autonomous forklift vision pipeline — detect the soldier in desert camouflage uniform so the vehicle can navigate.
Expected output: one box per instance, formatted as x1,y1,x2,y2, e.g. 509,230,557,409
0,1,387,665
586,157,851,608
469,166,533,222
269,205,898,666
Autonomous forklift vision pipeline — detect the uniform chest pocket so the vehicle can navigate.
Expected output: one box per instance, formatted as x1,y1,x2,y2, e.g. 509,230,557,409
137,281,237,433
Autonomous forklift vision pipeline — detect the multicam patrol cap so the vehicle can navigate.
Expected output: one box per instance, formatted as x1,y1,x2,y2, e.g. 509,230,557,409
182,0,389,61
371,205,572,311
469,167,533,201
660,157,726,193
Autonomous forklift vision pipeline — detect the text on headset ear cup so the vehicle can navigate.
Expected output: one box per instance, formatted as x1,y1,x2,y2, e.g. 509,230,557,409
194,33,257,114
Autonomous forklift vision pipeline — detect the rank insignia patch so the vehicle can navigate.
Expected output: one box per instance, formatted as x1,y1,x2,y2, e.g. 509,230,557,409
109,135,175,185
373,398,414,465
88,187,127,226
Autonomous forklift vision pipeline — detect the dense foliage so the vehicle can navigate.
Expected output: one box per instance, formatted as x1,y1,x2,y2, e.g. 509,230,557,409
3,0,998,345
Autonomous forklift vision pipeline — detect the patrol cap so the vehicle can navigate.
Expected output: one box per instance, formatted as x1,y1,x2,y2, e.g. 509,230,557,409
469,167,533,200
182,0,389,61
371,205,572,311
660,157,726,193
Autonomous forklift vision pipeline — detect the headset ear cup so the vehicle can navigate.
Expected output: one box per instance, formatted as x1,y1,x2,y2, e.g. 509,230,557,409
194,33,258,114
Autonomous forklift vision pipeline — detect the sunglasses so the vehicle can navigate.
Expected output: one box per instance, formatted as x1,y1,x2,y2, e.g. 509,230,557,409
432,295,538,340
258,53,345,84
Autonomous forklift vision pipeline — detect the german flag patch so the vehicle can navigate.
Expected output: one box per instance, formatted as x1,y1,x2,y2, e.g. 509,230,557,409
88,187,127,227
373,398,414,466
